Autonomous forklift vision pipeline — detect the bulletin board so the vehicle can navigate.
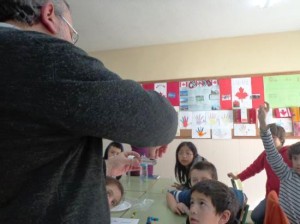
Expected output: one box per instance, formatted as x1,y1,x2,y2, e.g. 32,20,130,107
140,71,300,139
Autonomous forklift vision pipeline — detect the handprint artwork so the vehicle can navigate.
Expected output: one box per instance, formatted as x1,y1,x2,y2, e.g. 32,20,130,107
181,116,189,128
179,112,192,129
196,127,206,137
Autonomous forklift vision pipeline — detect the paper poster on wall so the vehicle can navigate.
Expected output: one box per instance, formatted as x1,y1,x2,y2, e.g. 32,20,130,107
264,74,300,107
205,110,233,129
233,124,257,136
179,111,192,129
154,82,167,97
192,126,211,138
211,129,232,139
219,77,264,109
273,118,293,133
179,79,220,111
192,111,211,138
142,82,179,106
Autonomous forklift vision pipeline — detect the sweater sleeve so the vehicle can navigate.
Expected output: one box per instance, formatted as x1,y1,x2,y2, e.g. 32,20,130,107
27,39,178,147
238,152,265,181
260,129,291,181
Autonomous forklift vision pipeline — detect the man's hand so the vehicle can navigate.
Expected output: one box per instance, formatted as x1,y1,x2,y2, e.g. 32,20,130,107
106,151,141,176
147,145,168,159
258,102,270,131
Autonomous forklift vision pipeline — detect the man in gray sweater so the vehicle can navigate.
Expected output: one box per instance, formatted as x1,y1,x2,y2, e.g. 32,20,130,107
0,0,178,223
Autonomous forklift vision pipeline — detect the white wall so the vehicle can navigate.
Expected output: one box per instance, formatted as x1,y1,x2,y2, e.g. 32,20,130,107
96,31,300,210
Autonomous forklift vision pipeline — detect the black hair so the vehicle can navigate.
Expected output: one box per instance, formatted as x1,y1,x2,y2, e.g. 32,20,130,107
190,161,218,181
190,180,239,224
103,142,124,159
288,142,300,160
174,141,200,187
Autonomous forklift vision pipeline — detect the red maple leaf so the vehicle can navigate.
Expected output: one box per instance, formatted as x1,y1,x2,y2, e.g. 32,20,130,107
280,109,287,116
235,87,248,100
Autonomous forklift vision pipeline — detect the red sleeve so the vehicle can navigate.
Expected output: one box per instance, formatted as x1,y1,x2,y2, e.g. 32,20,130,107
280,146,293,168
238,152,266,181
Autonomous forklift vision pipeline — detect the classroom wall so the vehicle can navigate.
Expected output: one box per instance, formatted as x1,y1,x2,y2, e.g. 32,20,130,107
95,30,300,210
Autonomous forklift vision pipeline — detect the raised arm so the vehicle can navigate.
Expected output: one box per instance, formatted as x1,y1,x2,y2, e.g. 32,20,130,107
258,102,291,181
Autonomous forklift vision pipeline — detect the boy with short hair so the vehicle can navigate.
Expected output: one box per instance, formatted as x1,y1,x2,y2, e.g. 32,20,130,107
166,161,218,215
105,176,124,209
188,180,239,224
258,102,300,223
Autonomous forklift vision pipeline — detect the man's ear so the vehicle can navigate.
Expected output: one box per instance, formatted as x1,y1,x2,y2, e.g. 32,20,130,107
218,210,231,224
40,2,60,34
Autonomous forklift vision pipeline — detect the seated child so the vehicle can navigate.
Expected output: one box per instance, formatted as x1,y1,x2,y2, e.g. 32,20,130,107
106,176,124,209
258,102,300,223
103,142,124,179
174,142,206,190
167,161,217,215
188,180,239,224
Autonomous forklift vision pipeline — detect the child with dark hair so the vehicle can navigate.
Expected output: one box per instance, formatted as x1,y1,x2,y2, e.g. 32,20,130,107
174,142,206,189
104,142,124,179
105,176,124,209
167,161,217,215
103,142,124,159
227,122,292,224
258,102,300,223
188,180,239,224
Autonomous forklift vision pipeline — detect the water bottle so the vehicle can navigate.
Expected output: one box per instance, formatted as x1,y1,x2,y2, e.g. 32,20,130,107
140,162,148,182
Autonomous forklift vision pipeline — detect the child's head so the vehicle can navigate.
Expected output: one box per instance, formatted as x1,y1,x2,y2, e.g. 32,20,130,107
190,161,218,187
104,142,124,159
176,142,198,167
288,142,300,174
105,176,124,209
189,180,239,224
268,123,286,149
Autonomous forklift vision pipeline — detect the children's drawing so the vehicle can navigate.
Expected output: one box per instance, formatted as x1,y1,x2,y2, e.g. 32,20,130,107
179,79,220,111
179,111,192,129
232,78,252,108
211,129,232,139
233,124,256,136
192,126,211,139
154,82,167,97
273,118,293,133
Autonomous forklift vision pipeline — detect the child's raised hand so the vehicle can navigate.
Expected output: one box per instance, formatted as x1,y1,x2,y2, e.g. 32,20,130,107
227,172,239,180
258,102,270,130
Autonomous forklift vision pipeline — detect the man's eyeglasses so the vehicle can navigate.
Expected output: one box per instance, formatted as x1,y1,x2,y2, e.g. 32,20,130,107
60,16,79,44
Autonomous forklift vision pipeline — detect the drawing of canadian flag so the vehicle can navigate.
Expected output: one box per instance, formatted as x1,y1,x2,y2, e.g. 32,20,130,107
274,108,292,118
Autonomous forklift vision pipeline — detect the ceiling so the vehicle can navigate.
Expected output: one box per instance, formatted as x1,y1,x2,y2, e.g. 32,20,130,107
68,0,300,52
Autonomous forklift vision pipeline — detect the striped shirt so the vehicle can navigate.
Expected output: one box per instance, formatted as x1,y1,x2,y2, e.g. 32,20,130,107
261,129,300,223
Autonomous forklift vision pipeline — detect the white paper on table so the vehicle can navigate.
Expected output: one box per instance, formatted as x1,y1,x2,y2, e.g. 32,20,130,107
111,218,139,224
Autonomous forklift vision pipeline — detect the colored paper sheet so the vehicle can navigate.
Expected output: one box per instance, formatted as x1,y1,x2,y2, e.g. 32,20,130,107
264,74,300,107
251,76,264,108
167,81,179,106
219,78,232,109
142,83,154,91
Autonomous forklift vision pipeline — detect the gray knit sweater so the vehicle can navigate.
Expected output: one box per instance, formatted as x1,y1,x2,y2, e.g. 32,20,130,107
0,27,177,224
